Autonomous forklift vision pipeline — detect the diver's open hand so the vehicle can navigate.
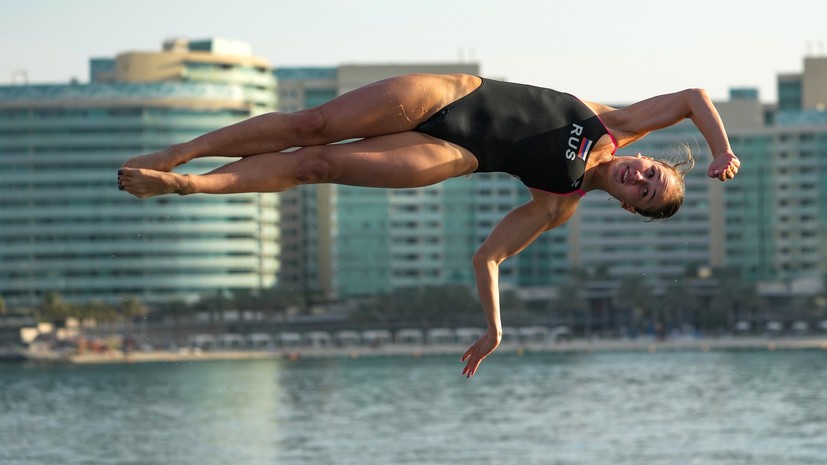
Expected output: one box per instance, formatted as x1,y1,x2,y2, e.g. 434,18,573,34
461,331,501,378
707,151,740,181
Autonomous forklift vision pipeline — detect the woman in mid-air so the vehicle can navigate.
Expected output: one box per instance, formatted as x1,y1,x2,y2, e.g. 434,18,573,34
117,74,740,377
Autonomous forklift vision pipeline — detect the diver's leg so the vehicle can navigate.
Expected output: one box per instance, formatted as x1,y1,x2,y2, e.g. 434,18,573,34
122,74,482,172
118,132,479,198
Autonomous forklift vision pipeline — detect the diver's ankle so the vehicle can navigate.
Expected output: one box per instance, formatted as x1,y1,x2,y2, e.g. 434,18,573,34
167,143,194,166
175,174,194,196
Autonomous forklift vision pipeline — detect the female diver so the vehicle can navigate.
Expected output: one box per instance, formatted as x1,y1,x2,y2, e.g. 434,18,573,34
117,74,740,377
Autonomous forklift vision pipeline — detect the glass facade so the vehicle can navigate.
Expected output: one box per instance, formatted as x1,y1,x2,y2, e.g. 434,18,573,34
332,173,566,297
725,127,827,283
724,134,775,282
274,67,337,113
271,68,338,297
0,39,279,306
276,58,827,300
778,75,803,112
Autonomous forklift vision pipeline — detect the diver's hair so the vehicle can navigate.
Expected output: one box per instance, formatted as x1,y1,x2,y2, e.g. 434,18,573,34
634,144,695,221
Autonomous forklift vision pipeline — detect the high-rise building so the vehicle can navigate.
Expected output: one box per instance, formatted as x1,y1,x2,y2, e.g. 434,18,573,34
0,38,279,306
272,68,338,301
273,64,723,300
334,65,479,297
268,67,536,301
776,56,827,113
723,56,827,291
273,63,566,298
561,56,827,300
278,56,827,303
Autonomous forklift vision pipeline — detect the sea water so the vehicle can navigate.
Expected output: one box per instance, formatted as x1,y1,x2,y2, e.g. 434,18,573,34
1,350,826,465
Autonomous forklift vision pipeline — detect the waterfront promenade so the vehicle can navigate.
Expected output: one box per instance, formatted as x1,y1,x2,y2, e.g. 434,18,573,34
29,335,827,365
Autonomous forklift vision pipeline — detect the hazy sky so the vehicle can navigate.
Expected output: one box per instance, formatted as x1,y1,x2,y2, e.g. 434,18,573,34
2,0,825,104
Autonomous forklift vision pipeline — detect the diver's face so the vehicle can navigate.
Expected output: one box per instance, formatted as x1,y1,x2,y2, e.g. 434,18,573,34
611,155,672,214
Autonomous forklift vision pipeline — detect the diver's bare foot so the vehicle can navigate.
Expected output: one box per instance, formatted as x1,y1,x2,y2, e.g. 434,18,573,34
122,146,189,172
118,168,189,198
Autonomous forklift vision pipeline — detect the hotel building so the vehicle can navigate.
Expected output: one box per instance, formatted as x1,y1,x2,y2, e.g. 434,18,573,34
277,56,827,301
0,38,279,306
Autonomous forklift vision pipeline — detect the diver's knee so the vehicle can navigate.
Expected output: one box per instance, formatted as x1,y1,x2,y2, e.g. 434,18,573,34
289,109,328,142
294,153,336,184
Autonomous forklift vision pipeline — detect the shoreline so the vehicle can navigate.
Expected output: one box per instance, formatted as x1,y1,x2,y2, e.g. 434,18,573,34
22,336,827,365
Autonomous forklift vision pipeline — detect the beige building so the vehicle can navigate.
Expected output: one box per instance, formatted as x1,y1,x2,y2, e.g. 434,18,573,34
94,37,276,112
802,56,827,110
114,38,264,80
337,63,479,94
777,55,827,112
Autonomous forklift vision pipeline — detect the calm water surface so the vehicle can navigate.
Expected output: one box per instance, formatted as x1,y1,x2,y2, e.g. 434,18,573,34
1,350,826,465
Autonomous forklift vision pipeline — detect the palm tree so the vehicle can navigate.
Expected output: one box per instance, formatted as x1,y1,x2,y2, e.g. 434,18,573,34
196,290,233,330
613,275,654,338
163,299,192,347
38,293,73,326
660,279,699,335
419,285,479,326
351,285,478,327
257,287,303,320
703,268,763,334
120,297,149,338
548,281,589,331
85,301,118,324
231,289,255,324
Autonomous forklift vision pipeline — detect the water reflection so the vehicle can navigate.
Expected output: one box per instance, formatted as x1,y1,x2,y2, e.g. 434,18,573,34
1,351,826,465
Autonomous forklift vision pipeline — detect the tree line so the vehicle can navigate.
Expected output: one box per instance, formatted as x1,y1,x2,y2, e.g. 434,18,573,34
2,267,826,336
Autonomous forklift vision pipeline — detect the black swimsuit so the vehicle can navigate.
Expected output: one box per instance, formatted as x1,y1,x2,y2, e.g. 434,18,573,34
414,78,617,195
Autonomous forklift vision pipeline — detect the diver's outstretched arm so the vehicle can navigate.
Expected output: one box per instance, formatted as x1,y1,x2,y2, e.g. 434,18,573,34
462,190,578,378
595,88,740,181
